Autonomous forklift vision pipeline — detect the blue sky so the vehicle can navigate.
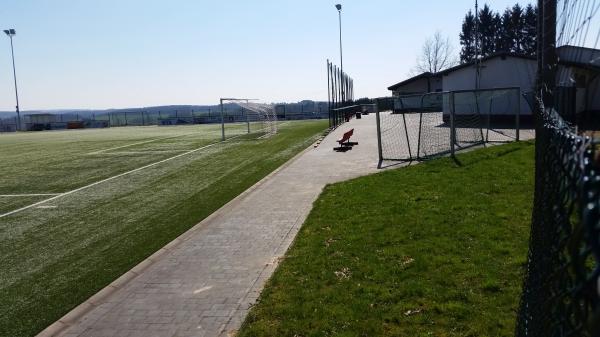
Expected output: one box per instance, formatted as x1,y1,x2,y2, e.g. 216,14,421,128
0,0,534,110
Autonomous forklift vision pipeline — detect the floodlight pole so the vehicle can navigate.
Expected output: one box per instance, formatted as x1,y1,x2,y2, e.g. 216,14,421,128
4,29,20,131
335,4,344,102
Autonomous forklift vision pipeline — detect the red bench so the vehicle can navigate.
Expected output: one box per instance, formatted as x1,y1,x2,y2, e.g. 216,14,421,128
334,128,358,151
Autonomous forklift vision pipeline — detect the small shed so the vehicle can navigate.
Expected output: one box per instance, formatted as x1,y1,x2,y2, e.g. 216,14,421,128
387,72,442,96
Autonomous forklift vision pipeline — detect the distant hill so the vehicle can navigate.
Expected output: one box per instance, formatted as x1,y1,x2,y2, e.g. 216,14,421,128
0,101,329,121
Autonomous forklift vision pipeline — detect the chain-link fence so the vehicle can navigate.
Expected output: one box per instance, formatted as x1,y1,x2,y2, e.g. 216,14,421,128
515,0,600,335
375,87,533,163
516,106,599,336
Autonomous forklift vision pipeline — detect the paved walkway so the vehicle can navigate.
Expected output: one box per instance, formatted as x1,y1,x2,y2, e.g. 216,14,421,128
42,114,382,337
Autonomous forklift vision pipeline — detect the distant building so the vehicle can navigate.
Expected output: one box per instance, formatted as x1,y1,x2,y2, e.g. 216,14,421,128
388,72,442,96
388,46,600,124
555,45,600,125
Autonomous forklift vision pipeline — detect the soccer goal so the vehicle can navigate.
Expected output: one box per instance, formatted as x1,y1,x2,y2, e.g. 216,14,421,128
219,98,278,141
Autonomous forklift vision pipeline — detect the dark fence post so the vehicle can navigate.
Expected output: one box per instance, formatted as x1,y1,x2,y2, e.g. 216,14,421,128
450,92,456,157
375,105,383,166
516,89,520,141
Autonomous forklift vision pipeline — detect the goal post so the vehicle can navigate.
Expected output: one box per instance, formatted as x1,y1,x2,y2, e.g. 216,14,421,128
219,98,278,141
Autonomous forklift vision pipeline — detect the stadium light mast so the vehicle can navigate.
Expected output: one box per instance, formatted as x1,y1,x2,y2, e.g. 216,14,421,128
4,29,20,131
335,4,344,101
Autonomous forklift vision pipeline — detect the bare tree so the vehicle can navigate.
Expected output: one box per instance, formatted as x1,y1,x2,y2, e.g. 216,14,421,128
411,31,458,75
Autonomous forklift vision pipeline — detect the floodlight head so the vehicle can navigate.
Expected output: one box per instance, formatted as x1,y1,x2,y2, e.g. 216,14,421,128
335,4,342,11
4,29,15,36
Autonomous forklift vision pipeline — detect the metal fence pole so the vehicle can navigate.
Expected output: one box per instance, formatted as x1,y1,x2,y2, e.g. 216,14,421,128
220,99,225,141
375,107,383,166
474,91,486,145
402,113,412,160
245,106,250,134
327,60,331,129
516,90,521,141
450,92,456,157
486,97,492,142
417,94,427,160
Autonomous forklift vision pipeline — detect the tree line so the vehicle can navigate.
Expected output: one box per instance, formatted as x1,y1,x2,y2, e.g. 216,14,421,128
460,3,537,63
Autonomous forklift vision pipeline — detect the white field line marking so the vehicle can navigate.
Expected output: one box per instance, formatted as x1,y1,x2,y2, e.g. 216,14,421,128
1,138,237,219
87,132,202,155
0,193,61,197
90,121,289,155
0,123,288,218
103,150,191,155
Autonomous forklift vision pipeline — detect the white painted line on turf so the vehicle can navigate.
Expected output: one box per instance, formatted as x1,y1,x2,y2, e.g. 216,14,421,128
87,132,200,155
103,150,192,155
0,132,250,219
0,193,61,197
36,205,57,209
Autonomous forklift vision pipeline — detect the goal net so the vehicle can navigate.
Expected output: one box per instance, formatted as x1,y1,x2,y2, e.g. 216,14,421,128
220,98,278,140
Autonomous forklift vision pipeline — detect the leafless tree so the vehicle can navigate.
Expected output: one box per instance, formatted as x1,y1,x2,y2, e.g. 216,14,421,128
411,31,458,75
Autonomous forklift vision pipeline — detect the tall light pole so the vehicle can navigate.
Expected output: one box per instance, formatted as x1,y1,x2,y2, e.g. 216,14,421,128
335,4,344,101
4,29,20,131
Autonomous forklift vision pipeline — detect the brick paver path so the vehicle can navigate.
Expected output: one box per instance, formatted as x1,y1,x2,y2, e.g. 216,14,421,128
41,115,382,337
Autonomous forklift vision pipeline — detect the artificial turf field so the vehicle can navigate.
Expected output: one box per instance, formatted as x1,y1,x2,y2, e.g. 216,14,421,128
0,120,328,337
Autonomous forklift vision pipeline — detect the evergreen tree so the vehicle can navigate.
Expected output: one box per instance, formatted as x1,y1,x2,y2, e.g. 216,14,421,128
459,2,538,63
460,10,476,63
478,4,496,57
509,4,525,53
499,8,514,53
493,12,504,53
522,4,537,55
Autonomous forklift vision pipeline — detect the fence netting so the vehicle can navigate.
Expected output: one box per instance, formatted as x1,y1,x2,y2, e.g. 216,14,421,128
376,87,528,162
515,0,600,335
516,105,599,336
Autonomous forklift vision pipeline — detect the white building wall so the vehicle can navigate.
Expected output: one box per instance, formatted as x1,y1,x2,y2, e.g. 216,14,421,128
442,56,536,115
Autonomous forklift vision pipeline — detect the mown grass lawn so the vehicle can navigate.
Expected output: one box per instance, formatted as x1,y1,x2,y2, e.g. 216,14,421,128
238,141,534,337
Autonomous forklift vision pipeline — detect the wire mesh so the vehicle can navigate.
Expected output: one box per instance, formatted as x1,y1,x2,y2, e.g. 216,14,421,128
376,88,525,163
222,100,278,138
515,1,600,335
378,109,414,161
516,106,599,336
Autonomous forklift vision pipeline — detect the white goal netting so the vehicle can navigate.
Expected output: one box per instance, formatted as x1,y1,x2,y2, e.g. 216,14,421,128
234,101,278,137
220,98,278,139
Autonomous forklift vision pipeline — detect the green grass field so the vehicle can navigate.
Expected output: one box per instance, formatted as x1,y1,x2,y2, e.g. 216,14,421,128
239,141,534,337
0,120,328,337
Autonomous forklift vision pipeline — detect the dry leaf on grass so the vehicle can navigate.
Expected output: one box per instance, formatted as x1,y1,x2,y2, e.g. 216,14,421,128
334,267,351,280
